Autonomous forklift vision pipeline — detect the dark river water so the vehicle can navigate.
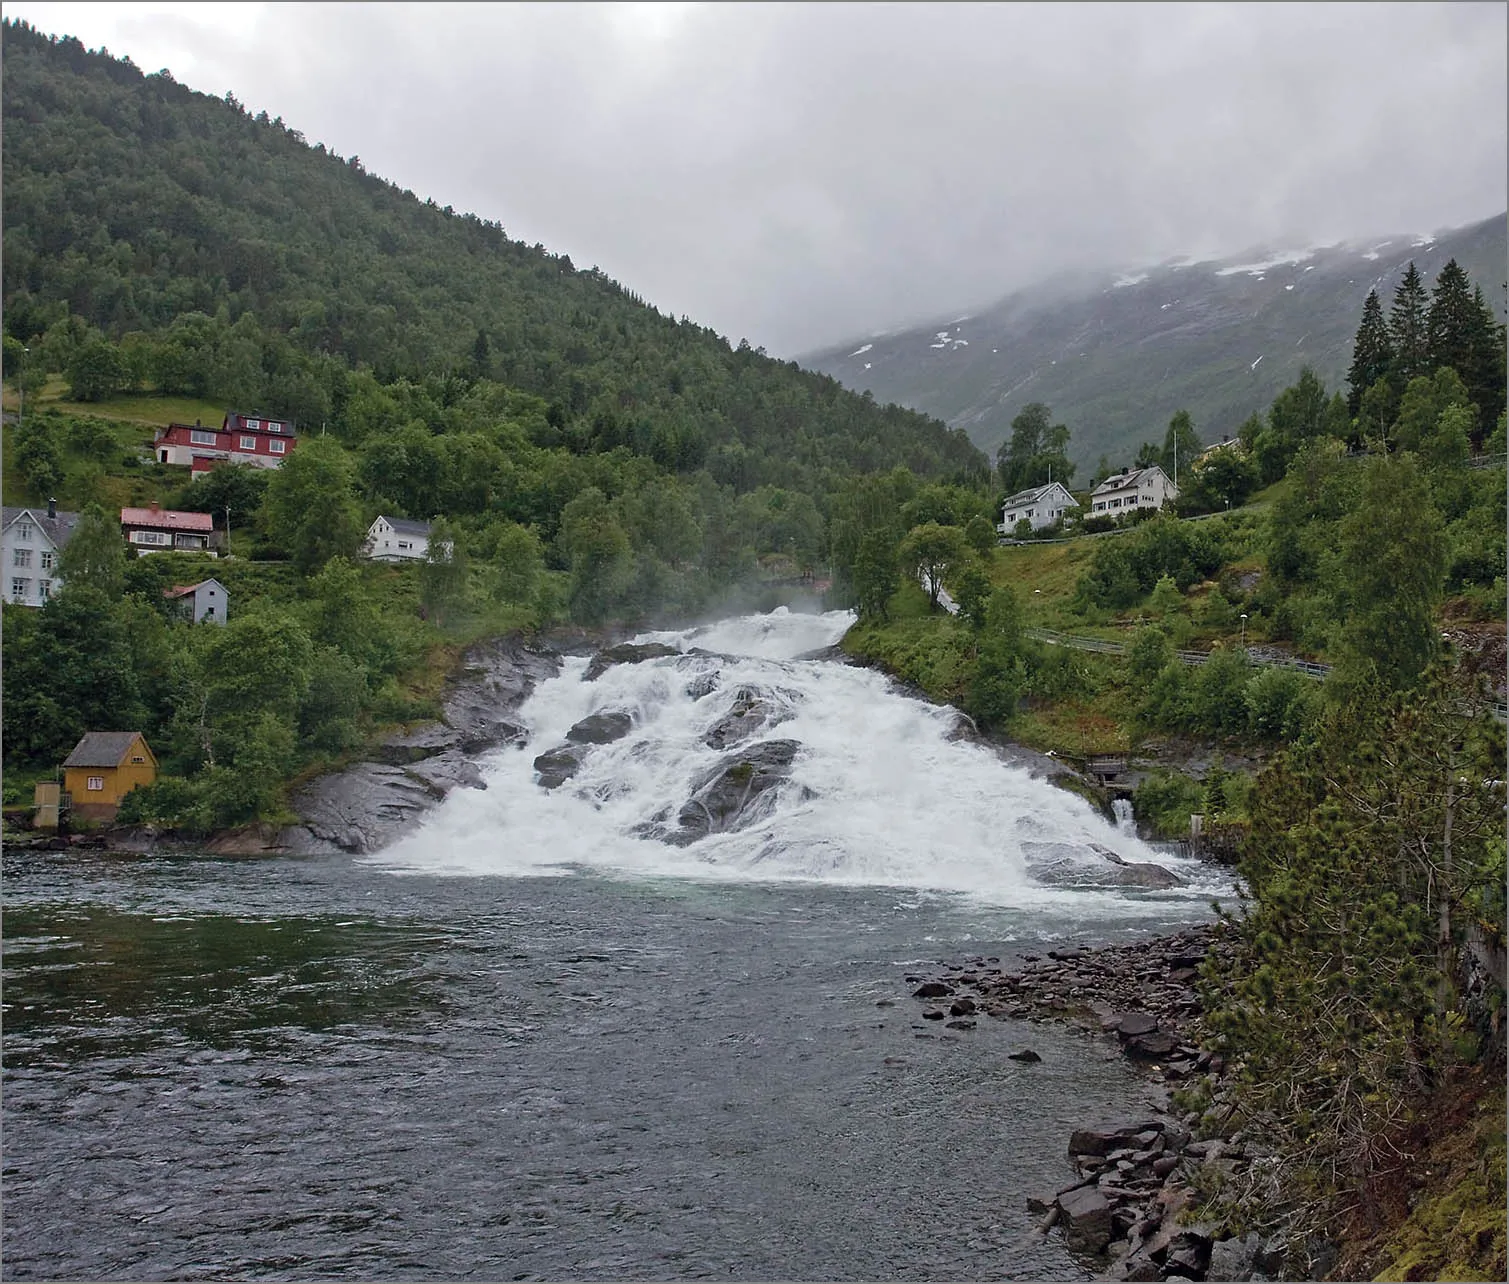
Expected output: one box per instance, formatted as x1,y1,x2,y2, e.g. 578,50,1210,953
2,847,1205,1281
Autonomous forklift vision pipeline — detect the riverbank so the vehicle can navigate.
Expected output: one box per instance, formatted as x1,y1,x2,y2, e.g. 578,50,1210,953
903,924,1507,1283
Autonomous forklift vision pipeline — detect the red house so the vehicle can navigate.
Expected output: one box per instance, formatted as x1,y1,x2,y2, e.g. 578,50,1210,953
120,502,217,555
154,411,298,471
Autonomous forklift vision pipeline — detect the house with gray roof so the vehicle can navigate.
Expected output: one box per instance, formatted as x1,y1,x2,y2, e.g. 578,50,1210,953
3,500,80,607
363,515,434,562
997,481,1080,534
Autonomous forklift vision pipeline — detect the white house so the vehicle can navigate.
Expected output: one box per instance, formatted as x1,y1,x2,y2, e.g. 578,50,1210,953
164,578,229,625
998,482,1080,534
2,501,79,607
364,515,433,561
1090,465,1179,516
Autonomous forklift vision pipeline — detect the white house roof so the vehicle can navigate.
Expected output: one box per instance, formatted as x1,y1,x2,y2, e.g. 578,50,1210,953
372,516,432,536
3,505,81,549
164,578,227,599
1001,482,1075,509
1091,467,1170,497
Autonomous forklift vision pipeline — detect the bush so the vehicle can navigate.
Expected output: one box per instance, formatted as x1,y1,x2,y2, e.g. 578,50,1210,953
1244,665,1321,740
1132,770,1206,840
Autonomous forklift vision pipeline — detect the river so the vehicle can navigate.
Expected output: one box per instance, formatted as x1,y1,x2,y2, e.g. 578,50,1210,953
2,608,1230,1279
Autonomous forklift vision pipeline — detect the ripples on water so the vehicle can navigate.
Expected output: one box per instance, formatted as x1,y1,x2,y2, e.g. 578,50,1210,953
3,608,1230,1280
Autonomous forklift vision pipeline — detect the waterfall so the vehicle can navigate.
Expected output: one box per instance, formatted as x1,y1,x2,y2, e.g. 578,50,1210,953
370,608,1227,912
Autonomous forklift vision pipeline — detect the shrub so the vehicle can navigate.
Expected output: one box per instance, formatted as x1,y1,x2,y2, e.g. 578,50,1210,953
1244,665,1321,740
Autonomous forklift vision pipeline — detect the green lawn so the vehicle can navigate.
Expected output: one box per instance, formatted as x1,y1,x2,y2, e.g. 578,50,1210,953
4,381,227,429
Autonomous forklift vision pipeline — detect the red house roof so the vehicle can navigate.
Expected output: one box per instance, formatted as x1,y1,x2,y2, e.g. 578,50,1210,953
120,505,215,532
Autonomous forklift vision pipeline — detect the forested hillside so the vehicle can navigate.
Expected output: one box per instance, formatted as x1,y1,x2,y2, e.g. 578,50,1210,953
0,20,984,493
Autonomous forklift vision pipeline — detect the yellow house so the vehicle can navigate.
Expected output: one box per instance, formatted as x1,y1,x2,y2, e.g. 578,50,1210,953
62,731,158,821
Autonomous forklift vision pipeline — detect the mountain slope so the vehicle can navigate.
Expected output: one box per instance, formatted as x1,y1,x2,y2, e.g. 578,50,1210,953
802,215,1507,472
0,21,985,492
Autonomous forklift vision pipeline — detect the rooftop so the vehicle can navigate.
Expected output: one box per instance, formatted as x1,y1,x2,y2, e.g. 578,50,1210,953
120,505,215,532
63,731,149,768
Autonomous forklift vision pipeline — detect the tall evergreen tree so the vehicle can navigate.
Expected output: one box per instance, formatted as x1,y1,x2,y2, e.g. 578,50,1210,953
1345,288,1394,418
1425,258,1478,384
1465,284,1508,444
1389,262,1429,385
1160,409,1201,485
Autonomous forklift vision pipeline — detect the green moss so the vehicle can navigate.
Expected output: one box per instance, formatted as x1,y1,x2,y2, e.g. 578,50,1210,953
1372,1094,1507,1283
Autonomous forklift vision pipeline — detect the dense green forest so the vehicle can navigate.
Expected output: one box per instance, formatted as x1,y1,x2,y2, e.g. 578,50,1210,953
0,20,984,494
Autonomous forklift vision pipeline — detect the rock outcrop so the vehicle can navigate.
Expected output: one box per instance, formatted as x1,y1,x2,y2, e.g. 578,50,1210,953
284,635,561,853
582,642,681,682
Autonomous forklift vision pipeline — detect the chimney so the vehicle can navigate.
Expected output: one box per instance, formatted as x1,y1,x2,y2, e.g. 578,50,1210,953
195,418,202,428
149,500,161,513
47,497,56,519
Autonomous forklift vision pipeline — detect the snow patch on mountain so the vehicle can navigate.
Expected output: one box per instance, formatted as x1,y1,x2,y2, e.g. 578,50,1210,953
849,343,873,357
1216,248,1315,277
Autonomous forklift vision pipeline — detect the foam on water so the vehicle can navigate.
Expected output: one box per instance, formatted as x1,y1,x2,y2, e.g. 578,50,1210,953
369,608,1229,915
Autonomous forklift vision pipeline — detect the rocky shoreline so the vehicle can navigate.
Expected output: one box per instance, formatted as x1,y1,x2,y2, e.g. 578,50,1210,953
903,923,1299,1282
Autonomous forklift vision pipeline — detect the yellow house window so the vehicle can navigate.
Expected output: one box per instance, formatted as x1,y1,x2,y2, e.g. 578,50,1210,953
131,756,145,764
87,776,105,791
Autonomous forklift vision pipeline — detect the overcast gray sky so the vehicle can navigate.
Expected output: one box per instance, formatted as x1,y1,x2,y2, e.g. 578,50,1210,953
8,2,1506,356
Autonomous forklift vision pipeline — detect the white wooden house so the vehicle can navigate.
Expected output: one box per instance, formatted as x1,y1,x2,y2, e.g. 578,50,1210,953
164,578,229,624
1089,466,1178,516
998,482,1080,534
364,515,433,561
2,500,79,606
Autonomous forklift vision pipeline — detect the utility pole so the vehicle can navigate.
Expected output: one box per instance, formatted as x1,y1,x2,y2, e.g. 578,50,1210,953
224,506,232,560
16,345,29,438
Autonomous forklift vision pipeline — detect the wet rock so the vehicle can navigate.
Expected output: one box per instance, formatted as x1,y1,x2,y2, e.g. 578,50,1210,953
1125,1030,1178,1060
922,1009,946,1021
1057,1186,1113,1253
949,997,977,1016
945,1018,976,1030
670,739,801,844
704,687,791,749
913,981,955,998
1116,1012,1160,1038
1032,844,1187,890
685,673,720,700
566,711,634,745
1007,1049,1042,1063
290,634,560,853
287,763,444,854
405,751,488,795
533,746,585,790
583,642,681,682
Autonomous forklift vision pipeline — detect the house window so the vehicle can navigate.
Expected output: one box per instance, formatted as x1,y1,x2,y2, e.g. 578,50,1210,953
269,439,286,454
131,530,169,545
87,775,104,791
239,435,257,450
38,579,51,601
190,429,218,446
40,551,54,570
397,540,411,551
131,755,145,764
13,548,31,567
11,577,28,599
266,421,283,433
246,418,261,430
17,521,33,541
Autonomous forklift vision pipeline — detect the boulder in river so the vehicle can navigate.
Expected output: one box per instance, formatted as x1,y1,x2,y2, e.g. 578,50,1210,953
669,739,801,845
1030,843,1186,890
566,711,634,745
533,746,585,790
1057,1185,1114,1253
703,687,790,749
583,642,681,682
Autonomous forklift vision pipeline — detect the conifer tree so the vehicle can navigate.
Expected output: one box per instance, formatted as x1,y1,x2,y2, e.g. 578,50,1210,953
1345,288,1394,418
1389,262,1429,384
1465,284,1508,443
1425,258,1478,384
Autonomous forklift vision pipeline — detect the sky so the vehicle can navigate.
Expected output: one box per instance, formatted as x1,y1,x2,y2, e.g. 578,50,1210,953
6,2,1506,357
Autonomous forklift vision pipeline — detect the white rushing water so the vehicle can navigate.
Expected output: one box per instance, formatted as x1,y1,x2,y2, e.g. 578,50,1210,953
371,608,1228,915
